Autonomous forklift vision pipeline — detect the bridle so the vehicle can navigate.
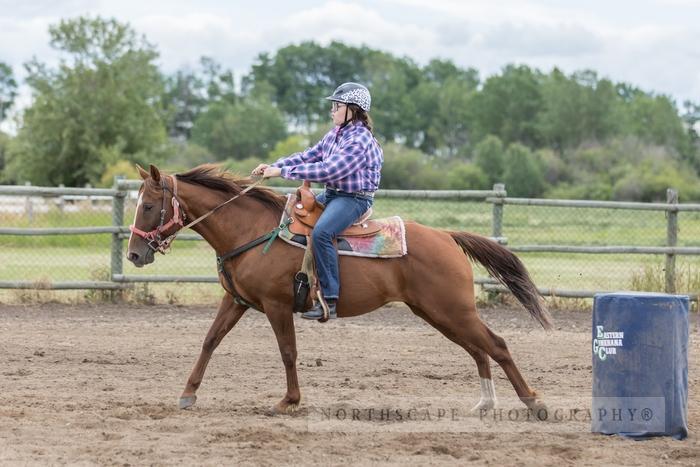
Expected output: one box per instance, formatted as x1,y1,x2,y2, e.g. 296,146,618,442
129,174,266,254
129,175,185,254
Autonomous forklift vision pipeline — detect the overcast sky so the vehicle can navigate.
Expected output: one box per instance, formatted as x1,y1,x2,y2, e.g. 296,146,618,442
1,0,699,114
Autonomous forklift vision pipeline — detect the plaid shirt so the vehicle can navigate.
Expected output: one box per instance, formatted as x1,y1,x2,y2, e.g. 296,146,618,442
272,122,383,193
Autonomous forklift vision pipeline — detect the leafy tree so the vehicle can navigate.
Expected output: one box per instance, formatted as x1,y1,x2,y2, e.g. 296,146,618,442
380,143,444,189
0,62,17,121
162,57,237,141
162,69,206,140
244,41,338,128
682,101,700,139
0,131,10,180
471,65,543,147
503,143,545,197
243,41,424,142
199,56,236,105
100,159,140,187
267,134,309,160
191,96,287,160
445,162,488,189
164,141,215,171
538,69,574,149
612,159,700,202
536,148,569,186
361,50,423,144
624,93,691,157
546,180,613,201
422,58,479,89
474,135,505,185
579,74,620,143
6,16,166,186
408,80,441,152
423,77,476,156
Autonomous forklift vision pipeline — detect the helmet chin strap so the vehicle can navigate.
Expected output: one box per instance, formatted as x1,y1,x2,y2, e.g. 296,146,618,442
339,104,351,130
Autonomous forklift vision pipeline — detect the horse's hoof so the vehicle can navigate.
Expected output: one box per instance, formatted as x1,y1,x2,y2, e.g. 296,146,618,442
266,401,299,416
527,399,549,421
470,398,496,415
179,395,197,410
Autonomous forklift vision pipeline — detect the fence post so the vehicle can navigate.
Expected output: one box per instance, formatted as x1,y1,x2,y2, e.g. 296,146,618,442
24,181,33,224
85,183,93,208
492,183,506,240
665,188,678,293
111,176,126,281
57,184,65,214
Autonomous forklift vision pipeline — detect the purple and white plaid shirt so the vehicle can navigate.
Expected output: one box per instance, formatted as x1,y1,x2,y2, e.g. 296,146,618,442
271,122,383,193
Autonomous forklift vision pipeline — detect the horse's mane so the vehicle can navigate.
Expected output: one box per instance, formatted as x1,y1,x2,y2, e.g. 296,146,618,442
176,164,285,213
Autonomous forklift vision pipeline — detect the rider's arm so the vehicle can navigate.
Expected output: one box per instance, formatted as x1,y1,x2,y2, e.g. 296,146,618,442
279,133,368,183
271,132,328,168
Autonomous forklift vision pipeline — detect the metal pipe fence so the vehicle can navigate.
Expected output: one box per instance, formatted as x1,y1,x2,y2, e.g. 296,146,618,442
1,179,698,301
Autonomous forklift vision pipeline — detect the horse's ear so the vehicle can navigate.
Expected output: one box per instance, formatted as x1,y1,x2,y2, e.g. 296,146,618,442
136,164,149,180
149,164,161,183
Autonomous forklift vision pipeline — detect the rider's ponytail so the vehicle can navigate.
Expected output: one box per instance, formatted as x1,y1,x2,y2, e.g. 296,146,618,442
347,104,374,134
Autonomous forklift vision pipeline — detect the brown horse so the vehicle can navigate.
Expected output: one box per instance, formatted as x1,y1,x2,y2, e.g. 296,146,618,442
127,164,552,417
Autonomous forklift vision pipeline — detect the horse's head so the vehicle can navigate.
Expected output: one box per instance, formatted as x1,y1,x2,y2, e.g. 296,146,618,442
127,164,184,267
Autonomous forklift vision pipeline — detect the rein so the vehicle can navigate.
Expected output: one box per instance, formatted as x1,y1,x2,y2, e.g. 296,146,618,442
130,173,284,311
129,175,266,254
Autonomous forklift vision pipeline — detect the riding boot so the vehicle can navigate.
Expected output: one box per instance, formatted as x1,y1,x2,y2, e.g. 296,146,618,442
301,299,337,320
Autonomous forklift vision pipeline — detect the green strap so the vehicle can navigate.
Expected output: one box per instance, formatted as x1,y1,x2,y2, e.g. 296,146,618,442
262,219,291,255
215,218,292,310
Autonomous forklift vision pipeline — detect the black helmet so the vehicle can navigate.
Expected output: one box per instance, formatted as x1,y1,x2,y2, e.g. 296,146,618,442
325,82,371,112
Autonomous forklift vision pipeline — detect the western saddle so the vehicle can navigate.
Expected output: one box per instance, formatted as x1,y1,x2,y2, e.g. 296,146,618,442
288,181,381,237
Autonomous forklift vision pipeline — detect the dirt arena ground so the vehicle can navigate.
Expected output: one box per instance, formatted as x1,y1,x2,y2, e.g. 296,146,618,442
0,301,698,466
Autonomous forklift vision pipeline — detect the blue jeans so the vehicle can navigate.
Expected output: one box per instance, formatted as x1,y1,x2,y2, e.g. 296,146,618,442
312,189,373,300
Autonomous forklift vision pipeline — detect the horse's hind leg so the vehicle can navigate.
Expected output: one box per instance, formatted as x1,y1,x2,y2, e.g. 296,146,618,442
461,316,547,418
409,305,497,413
411,303,547,418
464,348,498,412
179,294,247,409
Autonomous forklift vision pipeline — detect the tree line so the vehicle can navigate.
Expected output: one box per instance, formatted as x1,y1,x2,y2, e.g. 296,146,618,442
0,16,698,200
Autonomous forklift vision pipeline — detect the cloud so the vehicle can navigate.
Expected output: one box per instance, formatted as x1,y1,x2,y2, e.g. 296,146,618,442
0,17,56,67
0,0,94,18
382,0,597,27
273,1,436,57
131,14,261,71
479,21,604,57
599,25,700,102
653,0,700,5
0,0,698,113
130,2,439,75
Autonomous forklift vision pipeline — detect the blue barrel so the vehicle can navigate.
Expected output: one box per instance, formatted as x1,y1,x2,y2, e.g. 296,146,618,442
591,292,688,439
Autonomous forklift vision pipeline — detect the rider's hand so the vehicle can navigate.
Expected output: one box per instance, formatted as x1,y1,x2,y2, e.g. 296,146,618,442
251,163,270,176
263,167,282,178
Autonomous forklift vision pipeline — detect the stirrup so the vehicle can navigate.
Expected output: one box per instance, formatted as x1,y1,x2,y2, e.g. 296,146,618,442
301,294,337,321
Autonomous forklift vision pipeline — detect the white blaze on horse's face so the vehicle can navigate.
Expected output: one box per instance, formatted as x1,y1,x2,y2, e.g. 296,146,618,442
126,185,158,267
128,192,144,245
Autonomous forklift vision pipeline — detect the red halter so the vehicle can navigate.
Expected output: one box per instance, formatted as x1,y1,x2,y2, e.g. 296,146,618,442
129,173,267,254
129,175,185,254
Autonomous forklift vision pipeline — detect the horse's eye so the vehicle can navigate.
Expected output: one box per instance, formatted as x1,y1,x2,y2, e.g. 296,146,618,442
144,204,153,212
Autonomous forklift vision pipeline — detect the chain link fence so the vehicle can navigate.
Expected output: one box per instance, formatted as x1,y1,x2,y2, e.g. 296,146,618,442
1,182,699,304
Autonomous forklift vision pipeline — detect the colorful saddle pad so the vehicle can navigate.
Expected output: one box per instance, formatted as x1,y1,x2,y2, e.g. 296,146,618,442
278,194,407,258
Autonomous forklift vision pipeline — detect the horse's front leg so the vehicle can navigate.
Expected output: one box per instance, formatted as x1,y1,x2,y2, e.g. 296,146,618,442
179,293,247,409
264,303,301,415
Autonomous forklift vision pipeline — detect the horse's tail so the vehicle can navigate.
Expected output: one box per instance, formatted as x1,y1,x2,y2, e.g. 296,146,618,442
449,231,552,330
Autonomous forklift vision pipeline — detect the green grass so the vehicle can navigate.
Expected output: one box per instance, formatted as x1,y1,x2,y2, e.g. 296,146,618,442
0,243,216,282
3,196,693,247
3,197,700,302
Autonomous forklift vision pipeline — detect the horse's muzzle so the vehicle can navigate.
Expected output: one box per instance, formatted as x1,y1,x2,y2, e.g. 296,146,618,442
127,249,154,267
